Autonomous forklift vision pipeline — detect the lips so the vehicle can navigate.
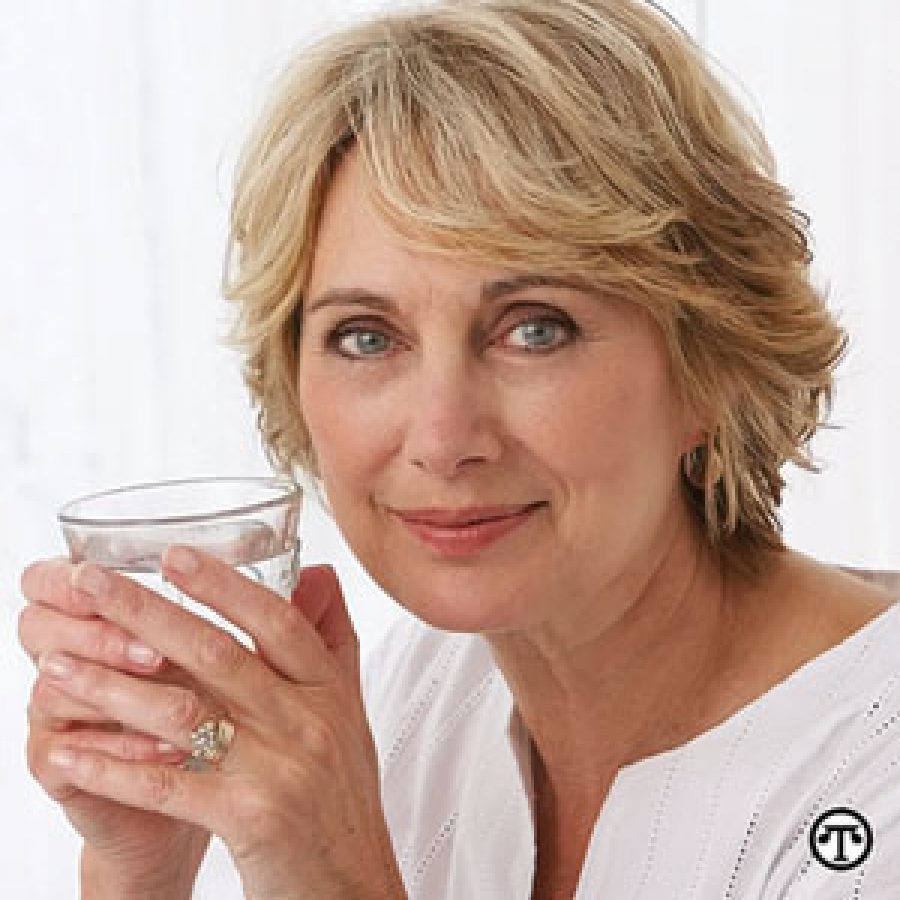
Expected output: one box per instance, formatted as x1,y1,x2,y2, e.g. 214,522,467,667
390,502,546,557
393,503,545,527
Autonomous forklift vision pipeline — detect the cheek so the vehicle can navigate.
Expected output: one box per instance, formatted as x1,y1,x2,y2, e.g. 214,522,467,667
546,375,687,577
298,360,399,485
538,363,677,481
542,366,686,575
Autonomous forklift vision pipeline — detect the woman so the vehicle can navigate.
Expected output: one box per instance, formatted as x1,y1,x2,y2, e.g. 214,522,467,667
18,0,900,897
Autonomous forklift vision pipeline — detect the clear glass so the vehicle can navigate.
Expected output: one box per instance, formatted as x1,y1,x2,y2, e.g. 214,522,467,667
58,476,303,643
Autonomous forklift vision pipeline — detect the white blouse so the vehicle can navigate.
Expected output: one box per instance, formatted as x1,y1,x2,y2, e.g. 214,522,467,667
361,602,900,898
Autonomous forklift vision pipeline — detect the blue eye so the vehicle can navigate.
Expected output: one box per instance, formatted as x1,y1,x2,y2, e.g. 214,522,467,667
506,317,575,351
325,311,578,361
329,326,392,358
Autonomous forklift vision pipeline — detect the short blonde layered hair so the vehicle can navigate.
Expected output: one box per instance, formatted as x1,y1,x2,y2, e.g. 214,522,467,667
223,0,847,578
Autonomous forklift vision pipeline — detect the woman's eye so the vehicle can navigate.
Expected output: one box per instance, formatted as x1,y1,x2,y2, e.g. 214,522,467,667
329,326,393,358
505,317,576,351
325,313,577,360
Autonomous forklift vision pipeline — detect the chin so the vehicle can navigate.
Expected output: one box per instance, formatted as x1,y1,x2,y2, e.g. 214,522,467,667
376,565,531,634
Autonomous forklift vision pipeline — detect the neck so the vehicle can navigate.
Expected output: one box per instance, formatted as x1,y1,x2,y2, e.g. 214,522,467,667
485,524,749,798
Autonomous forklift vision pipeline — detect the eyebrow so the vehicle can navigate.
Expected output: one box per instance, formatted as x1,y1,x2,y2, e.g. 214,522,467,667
303,273,595,316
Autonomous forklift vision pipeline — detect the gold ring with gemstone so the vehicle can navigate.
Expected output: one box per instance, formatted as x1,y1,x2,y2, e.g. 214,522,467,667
185,719,235,770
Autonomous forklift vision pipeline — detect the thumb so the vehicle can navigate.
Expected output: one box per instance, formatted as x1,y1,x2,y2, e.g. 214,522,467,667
291,564,359,680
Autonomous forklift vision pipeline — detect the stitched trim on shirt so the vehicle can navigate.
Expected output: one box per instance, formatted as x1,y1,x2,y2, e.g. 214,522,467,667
382,639,463,776
789,675,899,853
874,751,900,782
397,839,415,878
780,685,900,897
723,808,762,900
786,852,870,897
862,675,899,720
425,670,496,753
824,633,880,704
723,649,892,897
685,711,757,897
408,810,460,891
633,757,681,894
754,683,898,898
782,854,869,898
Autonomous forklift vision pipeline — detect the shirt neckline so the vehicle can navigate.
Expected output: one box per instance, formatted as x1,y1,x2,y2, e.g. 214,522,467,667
500,600,900,789
614,599,900,781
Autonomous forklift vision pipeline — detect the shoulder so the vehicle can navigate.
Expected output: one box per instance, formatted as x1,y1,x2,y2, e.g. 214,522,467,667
731,564,900,897
766,714,900,897
637,591,900,897
722,551,897,707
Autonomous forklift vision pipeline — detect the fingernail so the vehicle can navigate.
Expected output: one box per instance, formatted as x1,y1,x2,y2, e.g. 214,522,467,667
40,653,73,680
164,546,200,578
71,564,109,599
156,741,179,755
126,641,162,667
48,746,75,769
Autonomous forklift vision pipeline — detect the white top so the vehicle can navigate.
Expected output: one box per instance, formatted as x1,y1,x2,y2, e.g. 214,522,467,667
361,602,900,899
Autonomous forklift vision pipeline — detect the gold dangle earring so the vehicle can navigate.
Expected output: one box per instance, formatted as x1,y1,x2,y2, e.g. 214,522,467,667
682,430,724,490
682,444,705,489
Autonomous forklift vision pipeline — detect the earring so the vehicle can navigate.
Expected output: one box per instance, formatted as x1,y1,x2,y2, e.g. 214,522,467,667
682,445,705,488
682,435,724,489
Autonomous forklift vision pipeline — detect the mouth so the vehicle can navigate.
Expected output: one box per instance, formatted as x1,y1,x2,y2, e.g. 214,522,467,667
389,502,547,557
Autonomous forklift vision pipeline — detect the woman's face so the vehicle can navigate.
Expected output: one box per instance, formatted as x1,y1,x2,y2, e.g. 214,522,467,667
299,153,703,634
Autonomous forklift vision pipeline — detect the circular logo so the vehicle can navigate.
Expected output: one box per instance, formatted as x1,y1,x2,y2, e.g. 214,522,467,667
809,807,873,871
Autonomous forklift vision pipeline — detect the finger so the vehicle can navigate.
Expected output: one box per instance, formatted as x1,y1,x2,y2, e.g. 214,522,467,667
30,663,207,733
18,603,164,673
28,728,86,804
20,557,95,617
74,730,187,764
68,562,275,715
58,729,186,764
43,744,219,834
29,675,119,729
161,547,350,683
290,565,360,681
38,652,216,754
29,728,184,803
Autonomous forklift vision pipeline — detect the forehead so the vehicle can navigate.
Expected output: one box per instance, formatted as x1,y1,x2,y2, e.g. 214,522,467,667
304,149,659,342
307,153,611,314
307,151,502,297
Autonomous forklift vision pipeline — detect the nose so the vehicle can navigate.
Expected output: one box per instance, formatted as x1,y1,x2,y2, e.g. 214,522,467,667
403,355,503,478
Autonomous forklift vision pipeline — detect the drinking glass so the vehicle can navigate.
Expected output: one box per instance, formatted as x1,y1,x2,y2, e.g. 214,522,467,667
57,476,303,643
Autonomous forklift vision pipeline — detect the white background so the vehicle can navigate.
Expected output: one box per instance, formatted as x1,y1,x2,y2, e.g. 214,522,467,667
2,1,897,895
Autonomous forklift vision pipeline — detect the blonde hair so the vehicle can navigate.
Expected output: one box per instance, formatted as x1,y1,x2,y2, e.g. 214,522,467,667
223,0,847,579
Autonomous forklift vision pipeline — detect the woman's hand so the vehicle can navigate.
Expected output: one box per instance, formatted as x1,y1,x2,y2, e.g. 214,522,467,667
19,558,211,899
31,549,406,900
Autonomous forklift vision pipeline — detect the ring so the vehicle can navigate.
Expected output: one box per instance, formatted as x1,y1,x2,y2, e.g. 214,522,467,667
185,719,235,770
